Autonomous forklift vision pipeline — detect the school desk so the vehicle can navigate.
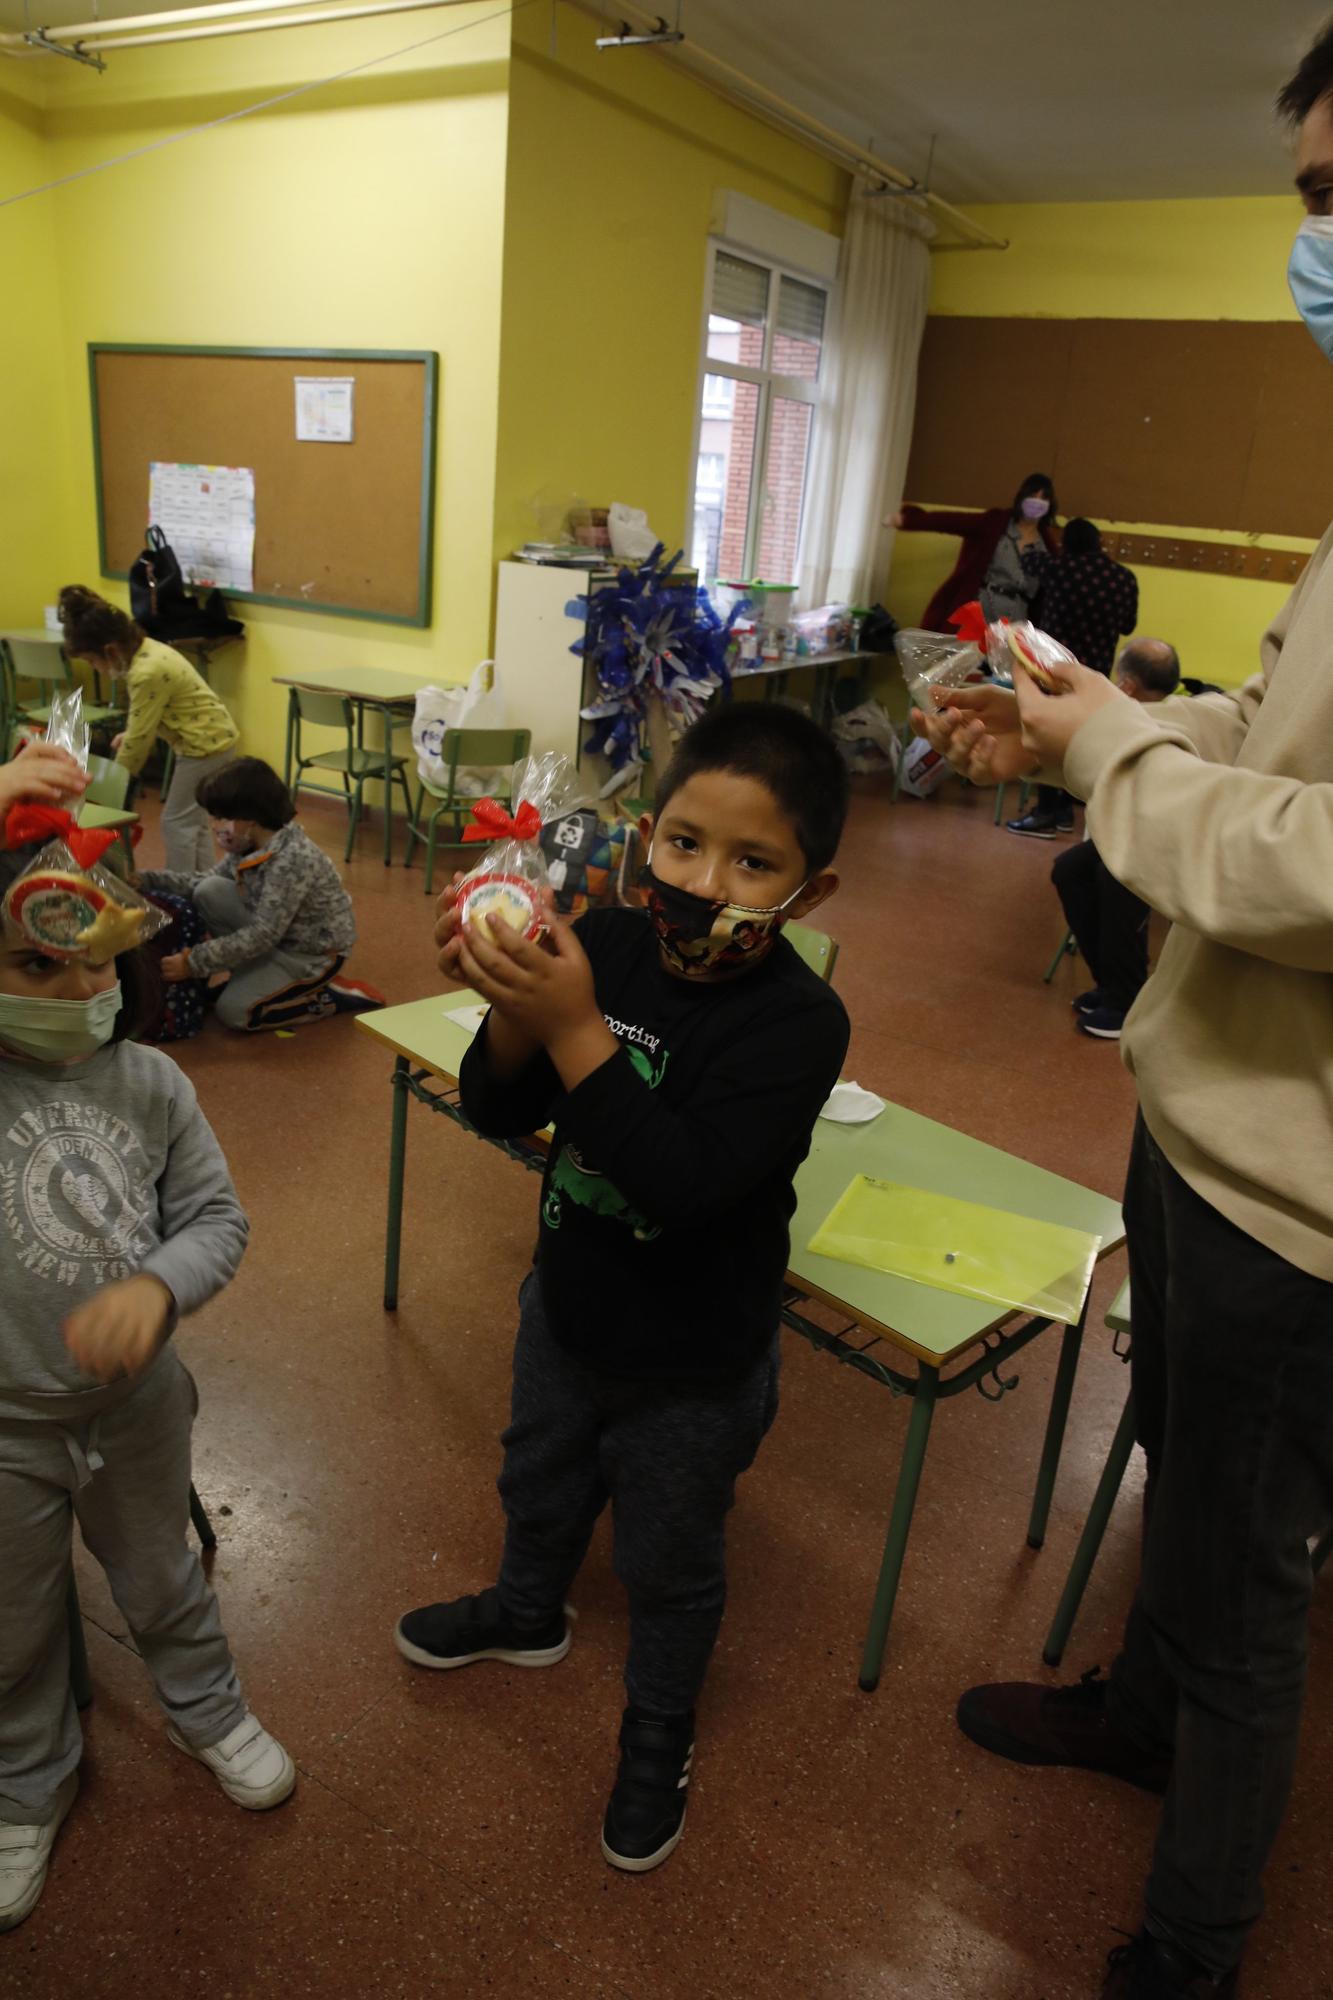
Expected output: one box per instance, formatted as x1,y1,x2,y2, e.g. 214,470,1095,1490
272,667,459,866
355,992,1126,1690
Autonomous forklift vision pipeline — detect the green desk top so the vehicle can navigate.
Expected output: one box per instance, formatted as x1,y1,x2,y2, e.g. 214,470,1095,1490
357,993,1125,1369
272,667,458,703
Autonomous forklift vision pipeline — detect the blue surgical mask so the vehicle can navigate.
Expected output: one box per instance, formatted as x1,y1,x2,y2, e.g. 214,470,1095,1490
1288,216,1333,361
0,983,122,1063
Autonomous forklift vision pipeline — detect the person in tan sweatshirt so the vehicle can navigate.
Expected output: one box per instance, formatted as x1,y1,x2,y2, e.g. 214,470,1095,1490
909,37,1333,2000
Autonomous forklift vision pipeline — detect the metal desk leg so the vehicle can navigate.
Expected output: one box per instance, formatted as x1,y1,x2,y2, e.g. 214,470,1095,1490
1026,1303,1089,1550
379,703,394,867
283,688,297,792
385,1056,411,1311
859,1365,939,1691
1042,1388,1137,1666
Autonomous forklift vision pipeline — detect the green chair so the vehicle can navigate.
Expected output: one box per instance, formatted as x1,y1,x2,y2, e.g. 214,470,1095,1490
1042,1276,1331,1667
78,755,139,868
994,775,1033,826
786,921,839,983
290,688,415,864
4,636,119,732
1044,927,1078,983
404,727,532,895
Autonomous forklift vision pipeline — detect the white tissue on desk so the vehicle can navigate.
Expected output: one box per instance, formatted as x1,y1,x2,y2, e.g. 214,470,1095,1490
445,1002,489,1031
819,1081,885,1125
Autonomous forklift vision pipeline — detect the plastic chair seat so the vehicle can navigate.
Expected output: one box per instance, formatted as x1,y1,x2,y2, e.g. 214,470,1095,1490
303,745,410,779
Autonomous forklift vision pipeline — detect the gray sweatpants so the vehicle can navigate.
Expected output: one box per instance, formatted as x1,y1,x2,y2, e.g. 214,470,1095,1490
0,1351,245,1825
160,746,238,873
496,1275,779,1717
194,875,341,1031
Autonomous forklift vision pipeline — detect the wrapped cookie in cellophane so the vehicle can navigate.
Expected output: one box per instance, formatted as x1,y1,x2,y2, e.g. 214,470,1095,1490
453,752,593,943
986,618,1079,694
1,813,169,965
894,627,989,715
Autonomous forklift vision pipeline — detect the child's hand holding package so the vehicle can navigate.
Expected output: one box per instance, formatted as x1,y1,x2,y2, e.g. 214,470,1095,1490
458,910,616,1089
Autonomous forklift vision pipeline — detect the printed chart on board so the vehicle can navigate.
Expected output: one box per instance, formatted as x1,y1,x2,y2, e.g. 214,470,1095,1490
149,462,256,594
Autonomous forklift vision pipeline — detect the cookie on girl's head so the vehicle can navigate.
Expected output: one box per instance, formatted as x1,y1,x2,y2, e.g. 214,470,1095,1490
4,869,144,963
458,873,544,943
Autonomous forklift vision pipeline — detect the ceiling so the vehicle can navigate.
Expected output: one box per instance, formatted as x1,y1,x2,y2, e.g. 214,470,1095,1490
0,0,1326,203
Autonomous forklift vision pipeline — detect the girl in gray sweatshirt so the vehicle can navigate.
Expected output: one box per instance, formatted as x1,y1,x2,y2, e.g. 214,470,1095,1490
0,903,295,1935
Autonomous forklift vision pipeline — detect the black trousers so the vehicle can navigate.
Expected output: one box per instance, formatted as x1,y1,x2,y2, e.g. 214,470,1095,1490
1107,1120,1333,1976
496,1276,779,1717
1051,838,1148,1011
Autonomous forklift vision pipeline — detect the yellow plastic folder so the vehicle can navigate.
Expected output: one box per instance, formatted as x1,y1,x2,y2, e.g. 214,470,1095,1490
808,1176,1101,1324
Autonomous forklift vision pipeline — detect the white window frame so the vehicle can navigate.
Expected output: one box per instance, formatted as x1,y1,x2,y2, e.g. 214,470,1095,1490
685,238,830,585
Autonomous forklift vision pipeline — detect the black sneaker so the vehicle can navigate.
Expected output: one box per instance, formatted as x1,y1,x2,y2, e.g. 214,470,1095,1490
1072,988,1105,1015
1080,1005,1127,1041
956,1667,1171,1794
1054,810,1076,834
394,1585,571,1671
1006,811,1059,839
600,1708,694,1873
1103,1930,1238,1997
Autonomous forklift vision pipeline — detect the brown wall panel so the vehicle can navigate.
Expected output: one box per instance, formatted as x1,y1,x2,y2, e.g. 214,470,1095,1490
904,317,1333,541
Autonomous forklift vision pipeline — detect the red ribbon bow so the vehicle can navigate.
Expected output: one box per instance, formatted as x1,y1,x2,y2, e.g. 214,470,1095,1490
461,797,542,844
947,600,989,648
3,803,120,869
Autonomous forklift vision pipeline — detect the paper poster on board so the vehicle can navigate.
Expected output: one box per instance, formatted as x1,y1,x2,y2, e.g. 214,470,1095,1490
149,461,255,594
295,376,355,443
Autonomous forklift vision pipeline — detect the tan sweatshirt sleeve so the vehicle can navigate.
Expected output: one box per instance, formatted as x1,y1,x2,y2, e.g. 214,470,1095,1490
1065,700,1333,973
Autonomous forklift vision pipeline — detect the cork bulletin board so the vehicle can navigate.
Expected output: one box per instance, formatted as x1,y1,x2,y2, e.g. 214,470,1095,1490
904,317,1333,544
89,345,438,626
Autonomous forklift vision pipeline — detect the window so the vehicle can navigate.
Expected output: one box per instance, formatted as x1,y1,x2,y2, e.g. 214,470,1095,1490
688,246,829,588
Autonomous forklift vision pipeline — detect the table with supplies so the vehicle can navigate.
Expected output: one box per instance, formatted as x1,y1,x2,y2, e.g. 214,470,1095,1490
355,993,1125,1691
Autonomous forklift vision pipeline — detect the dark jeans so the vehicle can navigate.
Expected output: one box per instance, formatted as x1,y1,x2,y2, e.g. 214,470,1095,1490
1107,1119,1333,1977
1032,784,1073,820
1051,838,1148,1012
496,1276,780,1717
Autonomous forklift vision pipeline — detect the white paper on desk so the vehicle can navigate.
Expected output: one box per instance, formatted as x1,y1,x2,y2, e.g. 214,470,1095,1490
295,376,354,443
444,1002,489,1031
149,461,255,594
819,1081,885,1125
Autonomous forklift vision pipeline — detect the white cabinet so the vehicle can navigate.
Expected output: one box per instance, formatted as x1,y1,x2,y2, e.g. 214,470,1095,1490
493,560,594,768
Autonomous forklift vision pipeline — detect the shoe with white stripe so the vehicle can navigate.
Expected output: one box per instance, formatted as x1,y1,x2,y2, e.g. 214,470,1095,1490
600,1709,694,1873
0,1771,77,1932
167,1712,296,1811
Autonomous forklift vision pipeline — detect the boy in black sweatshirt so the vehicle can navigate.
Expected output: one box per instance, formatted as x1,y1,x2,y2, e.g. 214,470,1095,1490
395,705,850,1872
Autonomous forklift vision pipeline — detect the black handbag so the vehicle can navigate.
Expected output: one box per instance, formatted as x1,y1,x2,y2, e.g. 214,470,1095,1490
129,525,191,627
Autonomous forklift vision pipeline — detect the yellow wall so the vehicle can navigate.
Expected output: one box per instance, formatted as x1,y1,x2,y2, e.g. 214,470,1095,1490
889,196,1312,687
492,4,848,569
4,8,511,777
0,66,74,632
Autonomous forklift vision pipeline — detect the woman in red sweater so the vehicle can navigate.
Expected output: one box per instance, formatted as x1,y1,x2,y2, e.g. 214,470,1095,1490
891,472,1060,632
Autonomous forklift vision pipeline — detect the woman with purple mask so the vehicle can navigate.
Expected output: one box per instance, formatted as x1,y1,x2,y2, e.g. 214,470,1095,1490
980,472,1060,623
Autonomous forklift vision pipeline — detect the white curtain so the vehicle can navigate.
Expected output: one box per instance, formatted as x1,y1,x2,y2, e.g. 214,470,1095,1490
797,187,932,609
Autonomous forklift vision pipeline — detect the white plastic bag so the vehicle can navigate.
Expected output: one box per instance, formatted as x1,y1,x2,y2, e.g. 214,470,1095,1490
832,699,901,776
412,661,507,794
608,503,659,562
897,734,954,799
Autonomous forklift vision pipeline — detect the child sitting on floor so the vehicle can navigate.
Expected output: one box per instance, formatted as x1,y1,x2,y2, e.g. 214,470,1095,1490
0,745,294,1932
396,703,851,1875
137,757,368,1032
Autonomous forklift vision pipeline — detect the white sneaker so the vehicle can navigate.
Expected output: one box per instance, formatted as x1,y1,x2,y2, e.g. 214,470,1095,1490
167,1712,295,1811
0,1770,78,1932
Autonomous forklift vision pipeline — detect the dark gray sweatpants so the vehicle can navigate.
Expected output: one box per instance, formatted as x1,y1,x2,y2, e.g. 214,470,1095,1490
496,1276,779,1717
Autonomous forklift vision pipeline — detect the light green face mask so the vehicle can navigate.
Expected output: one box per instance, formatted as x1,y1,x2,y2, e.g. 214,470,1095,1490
0,982,123,1063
